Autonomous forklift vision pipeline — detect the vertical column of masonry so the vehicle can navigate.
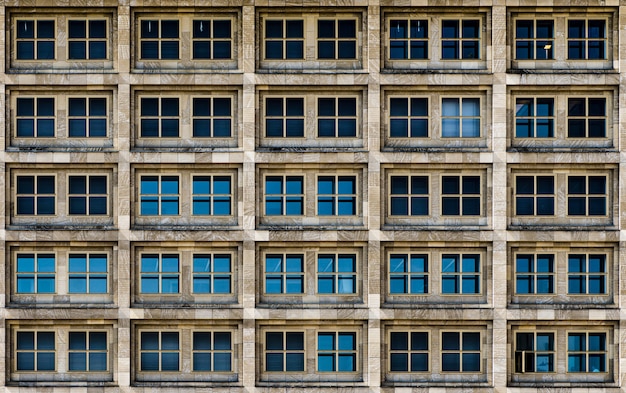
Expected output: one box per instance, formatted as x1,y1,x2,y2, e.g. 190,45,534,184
490,4,508,391
619,5,626,387
241,4,257,391
0,3,6,387
366,1,382,390
116,2,131,388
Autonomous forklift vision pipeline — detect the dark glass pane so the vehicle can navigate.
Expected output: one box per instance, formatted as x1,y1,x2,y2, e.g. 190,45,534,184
141,98,159,116
161,20,179,38
568,119,586,137
193,42,211,59
265,20,283,38
568,176,586,194
17,119,35,137
442,176,459,194
338,41,356,58
17,42,34,59
193,20,211,38
69,20,86,38
17,98,34,117
68,42,86,59
318,20,335,38
37,20,55,38
161,98,179,117
37,98,54,116
286,20,303,38
69,98,87,116
37,41,54,59
390,20,408,39
516,20,533,39
214,20,232,38
266,98,283,117
318,42,335,59
285,41,303,58
160,41,179,59
213,42,231,59
17,21,35,39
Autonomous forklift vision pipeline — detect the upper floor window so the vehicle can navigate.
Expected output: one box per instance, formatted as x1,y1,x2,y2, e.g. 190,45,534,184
317,176,357,216
317,332,357,372
259,91,363,149
134,12,238,70
259,12,363,70
264,176,304,216
510,12,614,70
134,168,238,228
383,89,489,150
383,11,487,70
10,12,114,70
568,254,607,295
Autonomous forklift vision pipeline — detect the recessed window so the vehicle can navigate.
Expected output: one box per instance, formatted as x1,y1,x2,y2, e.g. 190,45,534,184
318,98,357,138
515,254,554,294
317,332,357,372
568,98,606,138
140,254,179,294
389,19,428,60
16,331,56,371
441,331,481,372
139,175,179,216
68,175,108,215
389,331,429,372
568,254,607,294
265,254,304,294
515,331,555,373
265,98,304,138
68,97,107,138
568,20,606,60
68,331,108,371
264,176,304,216
192,253,232,294
317,176,357,216
16,97,55,138
389,176,429,216
140,19,179,60
264,19,304,59
265,331,305,371
389,254,428,294
317,254,357,294
441,20,480,60
192,175,232,216
441,254,480,295
317,19,357,59
515,20,554,60
389,98,428,138
16,19,55,60
192,331,233,372
441,176,480,216
68,20,107,60
68,253,108,294
514,176,555,216
567,332,606,373
140,331,180,371
16,253,55,294
16,175,55,215
192,97,232,138
515,98,554,138
140,97,179,138
192,19,232,59
441,98,480,138
567,175,607,216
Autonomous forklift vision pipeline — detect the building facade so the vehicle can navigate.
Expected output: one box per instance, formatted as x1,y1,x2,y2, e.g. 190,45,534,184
0,0,624,392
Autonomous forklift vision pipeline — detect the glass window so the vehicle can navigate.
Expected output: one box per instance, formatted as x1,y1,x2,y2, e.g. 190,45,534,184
318,97,357,138
515,20,554,60
192,19,232,59
441,332,481,372
389,254,428,294
68,97,107,137
139,175,179,216
192,254,232,294
16,331,55,371
68,20,107,60
265,254,304,294
441,20,479,59
68,253,108,294
140,97,180,138
389,19,428,60
68,175,108,215
265,97,305,138
567,97,606,138
441,254,480,294
16,253,55,294
140,331,180,371
317,332,357,372
265,176,304,215
192,331,232,372
16,175,55,215
265,19,304,59
16,20,55,60
515,254,554,294
515,98,554,138
192,175,232,216
317,19,357,59
140,20,179,59
68,331,108,371
567,332,606,373
568,20,606,60
515,332,554,373
317,254,357,294
389,97,428,138
317,176,357,216
140,254,180,294
441,98,480,138
515,176,555,216
568,254,607,294
192,97,232,138
441,176,480,216
390,176,429,216
265,331,305,372
567,176,607,216
16,97,55,138
389,331,429,372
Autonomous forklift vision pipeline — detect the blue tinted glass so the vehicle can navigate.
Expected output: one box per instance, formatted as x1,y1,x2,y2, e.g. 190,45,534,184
17,254,35,272
161,177,179,194
69,254,87,272
69,42,86,59
69,276,87,293
17,42,35,59
37,119,55,137
317,41,335,58
38,255,55,272
193,255,211,272
213,177,231,194
442,98,459,116
17,119,35,137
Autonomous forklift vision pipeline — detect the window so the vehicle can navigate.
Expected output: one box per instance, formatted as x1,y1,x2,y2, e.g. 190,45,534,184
318,98,357,137
441,254,480,295
68,19,107,60
389,254,428,294
16,331,56,371
317,176,357,216
515,254,554,294
16,175,55,215
68,253,108,294
140,254,179,294
389,19,428,59
139,19,179,60
139,175,179,216
441,176,480,216
515,331,554,373
68,97,107,138
568,254,607,294
515,98,554,138
515,20,554,60
568,97,606,138
140,97,179,138
265,254,304,294
567,332,606,373
441,20,480,59
192,175,232,215
389,97,428,138
317,19,357,59
192,97,232,138
68,176,107,215
265,331,305,371
264,19,304,59
68,331,107,371
16,253,55,294
514,176,555,216
16,97,54,138
317,332,357,372
389,331,429,372
317,254,357,294
441,331,481,372
192,19,232,59
441,98,480,138
265,98,304,138
192,253,232,294
389,176,429,216
567,176,607,216
264,176,304,215
15,19,55,60
568,20,606,60
135,325,238,382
